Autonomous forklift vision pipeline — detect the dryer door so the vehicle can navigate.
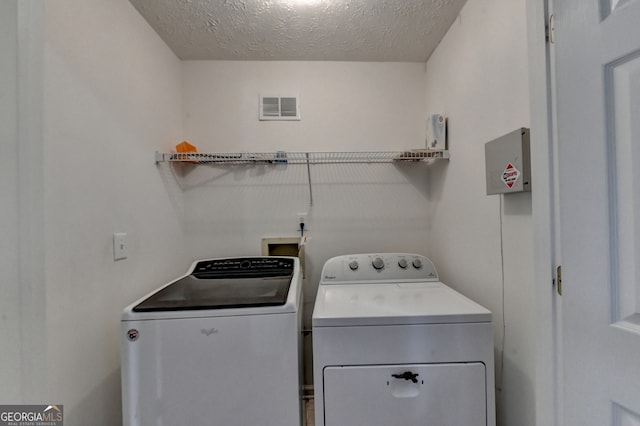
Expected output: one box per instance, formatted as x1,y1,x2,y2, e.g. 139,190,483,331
323,363,487,426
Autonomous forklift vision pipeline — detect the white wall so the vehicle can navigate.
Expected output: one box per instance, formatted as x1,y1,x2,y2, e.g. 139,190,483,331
0,0,21,402
181,60,431,299
40,0,186,424
183,61,427,152
181,61,431,383
424,0,536,425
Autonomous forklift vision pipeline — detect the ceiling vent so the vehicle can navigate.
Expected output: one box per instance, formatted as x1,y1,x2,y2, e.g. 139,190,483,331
260,95,300,121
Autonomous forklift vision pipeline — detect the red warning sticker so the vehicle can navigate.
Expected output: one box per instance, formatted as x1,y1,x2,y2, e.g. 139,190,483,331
501,163,520,189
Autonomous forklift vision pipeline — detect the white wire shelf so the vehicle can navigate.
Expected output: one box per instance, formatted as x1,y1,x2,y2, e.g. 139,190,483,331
154,150,449,165
155,149,450,205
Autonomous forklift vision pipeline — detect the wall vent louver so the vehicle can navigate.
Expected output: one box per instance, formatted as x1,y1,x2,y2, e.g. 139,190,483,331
260,95,300,121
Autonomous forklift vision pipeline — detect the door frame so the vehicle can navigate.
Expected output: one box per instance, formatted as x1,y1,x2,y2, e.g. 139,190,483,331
526,0,561,425
16,0,47,402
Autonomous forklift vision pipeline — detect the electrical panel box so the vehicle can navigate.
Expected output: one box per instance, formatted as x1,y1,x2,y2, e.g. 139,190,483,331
485,128,531,195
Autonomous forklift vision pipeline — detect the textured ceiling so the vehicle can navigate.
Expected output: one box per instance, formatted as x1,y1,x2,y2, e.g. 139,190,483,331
129,0,467,61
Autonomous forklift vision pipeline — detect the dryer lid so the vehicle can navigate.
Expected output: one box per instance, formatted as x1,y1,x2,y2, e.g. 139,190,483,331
312,281,492,327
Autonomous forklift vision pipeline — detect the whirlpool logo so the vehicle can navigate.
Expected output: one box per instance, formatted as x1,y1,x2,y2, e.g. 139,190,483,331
0,404,63,426
201,328,219,336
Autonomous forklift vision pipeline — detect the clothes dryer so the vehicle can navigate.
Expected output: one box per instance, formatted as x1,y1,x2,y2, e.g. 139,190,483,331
312,253,495,426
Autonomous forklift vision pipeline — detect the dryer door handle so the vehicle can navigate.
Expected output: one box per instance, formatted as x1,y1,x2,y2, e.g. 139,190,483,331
391,371,419,383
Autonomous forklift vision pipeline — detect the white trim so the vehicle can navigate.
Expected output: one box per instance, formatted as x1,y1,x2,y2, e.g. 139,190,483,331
526,0,560,424
17,0,47,402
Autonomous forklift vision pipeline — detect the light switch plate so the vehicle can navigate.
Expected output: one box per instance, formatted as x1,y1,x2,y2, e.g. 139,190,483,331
113,233,128,260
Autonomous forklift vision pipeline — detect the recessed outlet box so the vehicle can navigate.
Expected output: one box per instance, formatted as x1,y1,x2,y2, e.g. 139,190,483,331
485,128,531,195
261,237,306,278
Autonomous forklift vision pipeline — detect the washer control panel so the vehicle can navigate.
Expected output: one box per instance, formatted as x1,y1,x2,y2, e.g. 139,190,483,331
192,257,295,277
320,253,438,284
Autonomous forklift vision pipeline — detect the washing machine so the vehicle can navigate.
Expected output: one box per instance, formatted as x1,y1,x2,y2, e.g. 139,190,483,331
312,253,495,426
121,256,303,426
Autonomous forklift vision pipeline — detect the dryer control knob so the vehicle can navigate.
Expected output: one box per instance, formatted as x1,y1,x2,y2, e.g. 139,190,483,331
398,258,408,269
348,260,359,271
412,258,423,269
372,257,385,270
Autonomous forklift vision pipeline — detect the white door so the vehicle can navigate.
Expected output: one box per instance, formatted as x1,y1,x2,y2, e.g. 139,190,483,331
554,0,640,424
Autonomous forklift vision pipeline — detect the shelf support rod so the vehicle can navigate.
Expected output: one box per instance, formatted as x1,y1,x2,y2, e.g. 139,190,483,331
305,152,314,206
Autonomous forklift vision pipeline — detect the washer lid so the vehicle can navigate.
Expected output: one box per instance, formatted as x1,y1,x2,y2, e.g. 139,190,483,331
131,257,296,312
312,282,491,327
132,274,292,312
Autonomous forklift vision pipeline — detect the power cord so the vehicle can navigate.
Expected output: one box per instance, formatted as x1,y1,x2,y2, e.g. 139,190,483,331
497,194,506,393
